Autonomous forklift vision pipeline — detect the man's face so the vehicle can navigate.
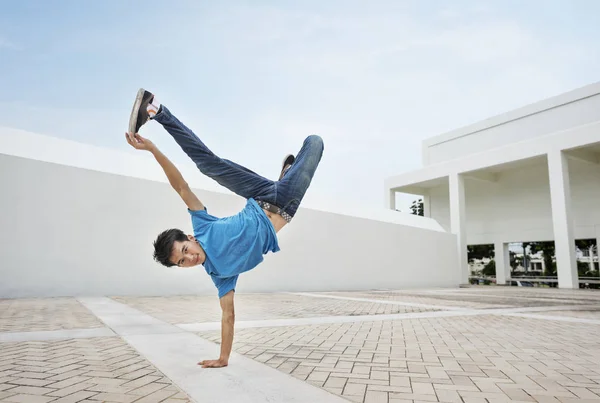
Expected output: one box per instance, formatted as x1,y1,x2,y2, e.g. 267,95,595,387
170,235,205,267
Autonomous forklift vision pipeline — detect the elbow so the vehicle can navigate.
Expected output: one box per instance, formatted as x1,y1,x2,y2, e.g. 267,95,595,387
175,182,190,194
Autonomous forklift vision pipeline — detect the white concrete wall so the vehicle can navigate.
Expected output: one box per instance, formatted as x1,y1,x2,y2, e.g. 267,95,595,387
423,82,600,165
428,158,600,245
0,150,459,298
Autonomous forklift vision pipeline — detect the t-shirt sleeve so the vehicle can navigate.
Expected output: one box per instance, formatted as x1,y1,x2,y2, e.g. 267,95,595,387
188,207,208,217
211,275,239,298
188,207,217,234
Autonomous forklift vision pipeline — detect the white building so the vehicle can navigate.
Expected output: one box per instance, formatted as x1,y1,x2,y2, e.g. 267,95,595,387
385,82,600,288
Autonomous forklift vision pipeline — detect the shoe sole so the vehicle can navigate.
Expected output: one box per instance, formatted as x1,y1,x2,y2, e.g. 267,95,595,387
279,154,295,180
282,154,295,168
128,88,146,133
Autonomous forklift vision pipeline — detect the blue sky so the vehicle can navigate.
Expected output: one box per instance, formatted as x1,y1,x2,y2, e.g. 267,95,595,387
2,0,600,212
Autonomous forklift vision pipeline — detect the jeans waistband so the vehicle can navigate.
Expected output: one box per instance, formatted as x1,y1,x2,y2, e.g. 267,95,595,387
255,200,292,223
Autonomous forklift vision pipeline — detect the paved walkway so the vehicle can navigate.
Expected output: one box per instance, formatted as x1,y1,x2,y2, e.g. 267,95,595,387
1,287,599,402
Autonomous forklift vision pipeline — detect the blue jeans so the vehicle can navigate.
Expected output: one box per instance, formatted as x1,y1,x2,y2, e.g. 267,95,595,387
153,105,324,219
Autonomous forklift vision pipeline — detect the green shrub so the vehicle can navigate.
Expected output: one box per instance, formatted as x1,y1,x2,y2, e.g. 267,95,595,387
577,261,593,276
481,260,496,276
546,262,557,276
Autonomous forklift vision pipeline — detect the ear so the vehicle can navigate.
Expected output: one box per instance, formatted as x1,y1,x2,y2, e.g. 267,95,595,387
187,234,196,242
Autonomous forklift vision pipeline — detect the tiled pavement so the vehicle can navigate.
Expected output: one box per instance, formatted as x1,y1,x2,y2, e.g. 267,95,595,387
0,337,191,403
0,299,104,333
526,307,600,320
199,314,600,403
320,293,507,310
325,289,600,309
113,293,439,325
1,287,599,402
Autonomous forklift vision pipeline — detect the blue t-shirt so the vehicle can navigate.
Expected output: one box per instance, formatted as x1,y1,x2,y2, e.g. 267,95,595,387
189,198,280,298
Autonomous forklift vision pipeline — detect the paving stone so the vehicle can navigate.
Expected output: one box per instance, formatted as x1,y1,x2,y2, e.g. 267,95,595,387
50,391,99,403
434,388,462,402
86,392,139,402
128,382,167,396
4,378,55,387
85,384,135,394
45,376,91,390
343,382,367,396
392,392,439,402
324,376,347,389
86,378,127,386
132,389,178,403
121,375,160,389
5,386,57,395
47,382,96,398
566,386,600,399
307,371,329,382
45,370,90,382
372,371,390,381
0,394,57,403
0,391,18,400
118,369,154,380
368,384,413,394
365,390,389,403
9,372,51,380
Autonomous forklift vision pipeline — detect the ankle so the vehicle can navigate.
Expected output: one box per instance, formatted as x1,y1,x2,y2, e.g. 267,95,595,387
147,96,161,118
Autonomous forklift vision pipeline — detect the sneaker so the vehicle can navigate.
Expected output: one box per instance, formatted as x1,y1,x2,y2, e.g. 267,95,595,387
279,154,295,180
128,88,155,133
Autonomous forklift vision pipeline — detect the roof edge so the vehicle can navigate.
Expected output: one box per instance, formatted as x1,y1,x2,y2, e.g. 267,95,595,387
423,81,600,148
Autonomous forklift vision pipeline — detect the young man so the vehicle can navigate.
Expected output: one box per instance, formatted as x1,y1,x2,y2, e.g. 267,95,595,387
125,88,323,368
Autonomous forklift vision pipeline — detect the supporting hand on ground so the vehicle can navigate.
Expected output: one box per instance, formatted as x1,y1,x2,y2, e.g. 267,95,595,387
125,132,155,152
198,358,228,368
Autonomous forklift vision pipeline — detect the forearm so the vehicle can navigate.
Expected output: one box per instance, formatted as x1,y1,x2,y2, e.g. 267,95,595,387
220,314,235,361
150,147,187,191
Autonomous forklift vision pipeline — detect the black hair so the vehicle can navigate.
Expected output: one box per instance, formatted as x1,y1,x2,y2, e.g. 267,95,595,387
153,228,188,267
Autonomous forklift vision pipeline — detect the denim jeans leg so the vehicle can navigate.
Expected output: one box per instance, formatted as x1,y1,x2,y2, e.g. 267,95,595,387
152,105,276,202
276,135,324,218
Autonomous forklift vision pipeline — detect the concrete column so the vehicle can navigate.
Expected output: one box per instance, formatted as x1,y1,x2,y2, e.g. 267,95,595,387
595,225,600,273
495,242,510,285
547,150,578,289
449,173,469,284
386,189,395,210
422,193,431,218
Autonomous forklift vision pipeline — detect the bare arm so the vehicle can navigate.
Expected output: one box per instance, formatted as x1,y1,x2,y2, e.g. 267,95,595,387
150,147,205,211
126,133,204,211
199,290,235,368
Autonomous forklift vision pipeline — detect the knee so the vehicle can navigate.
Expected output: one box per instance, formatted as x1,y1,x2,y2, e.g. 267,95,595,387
306,135,324,151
